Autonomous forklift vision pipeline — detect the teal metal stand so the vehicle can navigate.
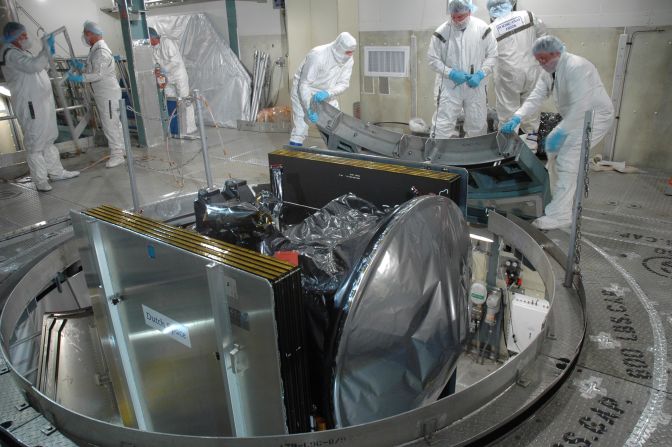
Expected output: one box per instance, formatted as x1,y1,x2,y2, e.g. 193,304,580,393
225,0,239,57
118,0,149,147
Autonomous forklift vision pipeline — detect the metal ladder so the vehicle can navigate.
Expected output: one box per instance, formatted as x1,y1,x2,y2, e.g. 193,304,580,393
41,27,94,154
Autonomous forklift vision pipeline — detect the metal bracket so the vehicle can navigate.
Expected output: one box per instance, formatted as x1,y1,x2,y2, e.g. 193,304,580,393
94,373,112,386
229,344,248,375
326,111,344,132
516,375,532,388
108,293,123,305
14,402,29,412
421,418,438,443
40,423,56,436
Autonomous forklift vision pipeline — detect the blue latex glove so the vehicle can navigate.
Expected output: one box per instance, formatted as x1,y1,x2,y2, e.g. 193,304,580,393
448,69,469,85
66,71,84,83
69,58,85,70
312,90,329,103
467,70,485,88
545,128,568,152
113,55,122,62
47,34,56,56
307,109,319,123
500,115,521,134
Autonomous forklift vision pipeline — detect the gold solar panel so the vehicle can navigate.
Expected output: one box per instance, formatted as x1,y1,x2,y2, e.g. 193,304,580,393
83,205,297,281
270,149,460,181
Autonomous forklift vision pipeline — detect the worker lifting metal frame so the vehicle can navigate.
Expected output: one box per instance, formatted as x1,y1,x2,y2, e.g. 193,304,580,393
312,101,551,221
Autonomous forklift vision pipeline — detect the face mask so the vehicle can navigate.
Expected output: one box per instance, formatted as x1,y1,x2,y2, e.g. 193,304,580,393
452,16,470,31
332,45,354,64
489,3,513,19
81,34,90,47
541,56,560,73
20,37,33,50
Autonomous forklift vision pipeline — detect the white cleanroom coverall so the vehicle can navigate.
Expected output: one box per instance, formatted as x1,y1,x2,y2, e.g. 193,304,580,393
0,44,71,187
152,37,196,134
488,10,547,133
289,32,356,145
83,39,125,164
515,52,614,226
427,16,497,139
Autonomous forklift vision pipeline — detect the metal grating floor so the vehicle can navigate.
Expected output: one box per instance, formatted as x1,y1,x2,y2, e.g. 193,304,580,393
493,169,672,446
0,128,325,234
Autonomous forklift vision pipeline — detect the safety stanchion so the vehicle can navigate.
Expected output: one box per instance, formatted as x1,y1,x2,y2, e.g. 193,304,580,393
119,98,140,212
193,89,214,189
564,110,594,288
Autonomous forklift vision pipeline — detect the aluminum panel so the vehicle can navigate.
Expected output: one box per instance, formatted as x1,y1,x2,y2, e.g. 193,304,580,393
133,46,165,148
36,308,119,423
71,208,291,436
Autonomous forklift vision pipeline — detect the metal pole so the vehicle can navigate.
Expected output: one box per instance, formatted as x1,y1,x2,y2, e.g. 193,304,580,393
118,0,149,147
194,89,214,189
486,234,501,289
564,110,593,288
410,34,418,118
119,98,140,212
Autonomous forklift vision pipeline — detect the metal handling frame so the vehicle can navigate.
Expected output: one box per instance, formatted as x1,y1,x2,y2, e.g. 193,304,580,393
311,101,551,221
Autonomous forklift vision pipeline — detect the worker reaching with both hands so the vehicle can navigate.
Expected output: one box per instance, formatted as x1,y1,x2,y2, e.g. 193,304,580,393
289,32,357,146
1,22,80,192
500,36,614,230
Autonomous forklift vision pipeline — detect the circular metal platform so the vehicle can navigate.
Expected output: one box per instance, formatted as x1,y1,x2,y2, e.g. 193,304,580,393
0,195,669,446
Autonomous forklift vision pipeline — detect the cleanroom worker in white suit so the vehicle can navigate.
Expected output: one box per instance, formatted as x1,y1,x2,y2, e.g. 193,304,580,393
427,0,497,139
148,27,197,135
67,21,125,168
486,0,547,138
501,36,614,230
0,22,79,192
289,32,357,146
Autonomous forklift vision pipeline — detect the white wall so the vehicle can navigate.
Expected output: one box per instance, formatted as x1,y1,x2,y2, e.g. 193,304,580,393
148,0,282,41
359,0,672,31
285,0,361,117
15,0,124,57
236,0,282,36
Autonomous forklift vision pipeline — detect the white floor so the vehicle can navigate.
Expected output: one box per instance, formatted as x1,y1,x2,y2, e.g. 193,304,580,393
0,128,323,234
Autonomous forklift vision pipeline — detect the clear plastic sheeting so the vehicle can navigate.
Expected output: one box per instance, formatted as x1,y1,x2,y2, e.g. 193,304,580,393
148,14,251,127
332,194,471,427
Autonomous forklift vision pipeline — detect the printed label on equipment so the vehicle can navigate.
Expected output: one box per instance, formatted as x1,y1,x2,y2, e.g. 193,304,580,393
223,276,238,300
495,15,525,36
229,307,250,331
142,304,192,348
